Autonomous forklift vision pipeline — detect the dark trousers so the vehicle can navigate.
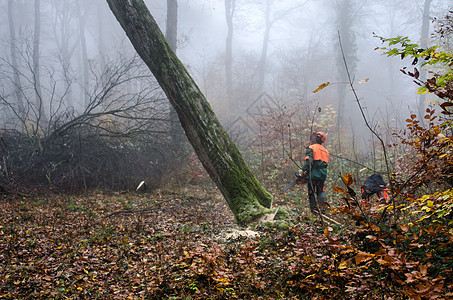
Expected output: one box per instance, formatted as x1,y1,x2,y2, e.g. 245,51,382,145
307,179,326,213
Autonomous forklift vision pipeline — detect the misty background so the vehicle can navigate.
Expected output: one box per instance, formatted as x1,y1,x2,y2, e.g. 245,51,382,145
0,0,450,193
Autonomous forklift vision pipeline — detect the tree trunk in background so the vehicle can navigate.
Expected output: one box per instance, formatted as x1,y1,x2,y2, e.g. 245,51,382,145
166,0,189,169
257,0,273,95
334,0,358,151
256,0,304,95
51,0,75,108
224,0,235,107
166,0,177,50
418,0,432,124
34,0,49,133
77,0,90,107
97,2,107,69
8,0,25,121
105,0,273,225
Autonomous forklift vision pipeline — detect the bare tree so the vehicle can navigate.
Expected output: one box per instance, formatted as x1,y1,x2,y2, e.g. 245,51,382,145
255,0,307,94
166,0,178,50
96,1,108,68
105,0,274,225
334,0,359,147
76,0,90,107
0,48,171,191
49,0,81,108
225,0,236,104
33,0,44,124
7,0,25,120
165,0,189,173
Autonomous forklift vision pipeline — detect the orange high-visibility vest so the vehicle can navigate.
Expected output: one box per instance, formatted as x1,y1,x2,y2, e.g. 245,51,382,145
305,144,329,163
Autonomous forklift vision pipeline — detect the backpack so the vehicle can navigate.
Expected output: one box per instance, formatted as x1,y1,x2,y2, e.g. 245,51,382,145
361,173,388,200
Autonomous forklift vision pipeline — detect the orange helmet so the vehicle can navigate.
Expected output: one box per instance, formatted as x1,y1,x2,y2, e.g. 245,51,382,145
316,132,326,143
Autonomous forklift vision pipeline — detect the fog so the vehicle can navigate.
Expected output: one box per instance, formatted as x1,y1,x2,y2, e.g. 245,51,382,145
1,0,451,157
145,0,450,142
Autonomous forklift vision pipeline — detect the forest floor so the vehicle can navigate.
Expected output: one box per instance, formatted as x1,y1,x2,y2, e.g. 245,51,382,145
0,188,407,299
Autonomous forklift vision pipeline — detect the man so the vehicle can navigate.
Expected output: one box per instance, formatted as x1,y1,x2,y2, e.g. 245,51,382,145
302,132,329,214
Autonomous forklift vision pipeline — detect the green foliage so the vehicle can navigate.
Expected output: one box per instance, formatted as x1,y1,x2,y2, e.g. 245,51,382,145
376,35,453,114
325,28,453,299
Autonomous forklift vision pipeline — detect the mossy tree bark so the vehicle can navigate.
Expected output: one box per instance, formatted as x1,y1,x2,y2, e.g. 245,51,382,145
106,0,273,225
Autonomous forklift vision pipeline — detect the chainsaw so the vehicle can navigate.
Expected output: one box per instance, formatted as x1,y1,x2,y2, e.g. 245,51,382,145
282,170,307,192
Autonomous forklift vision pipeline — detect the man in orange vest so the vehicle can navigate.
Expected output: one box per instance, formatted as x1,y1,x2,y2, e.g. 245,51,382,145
302,132,329,214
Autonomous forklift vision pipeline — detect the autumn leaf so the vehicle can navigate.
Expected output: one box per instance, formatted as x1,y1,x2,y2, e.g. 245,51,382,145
331,186,346,193
324,226,333,237
419,264,428,276
358,78,369,83
338,262,348,269
399,224,409,232
355,252,375,264
312,82,330,93
369,223,380,231
343,173,354,187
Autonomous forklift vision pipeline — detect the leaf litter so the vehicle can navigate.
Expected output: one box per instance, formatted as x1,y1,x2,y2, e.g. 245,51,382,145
0,190,417,299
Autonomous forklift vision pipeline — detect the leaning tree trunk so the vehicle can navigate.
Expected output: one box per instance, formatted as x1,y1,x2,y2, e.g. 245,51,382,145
105,0,273,225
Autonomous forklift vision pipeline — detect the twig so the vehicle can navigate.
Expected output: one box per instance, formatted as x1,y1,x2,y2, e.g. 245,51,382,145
339,174,370,226
338,31,396,227
320,213,343,226
104,208,153,218
287,153,302,170
309,103,320,134
329,152,385,173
